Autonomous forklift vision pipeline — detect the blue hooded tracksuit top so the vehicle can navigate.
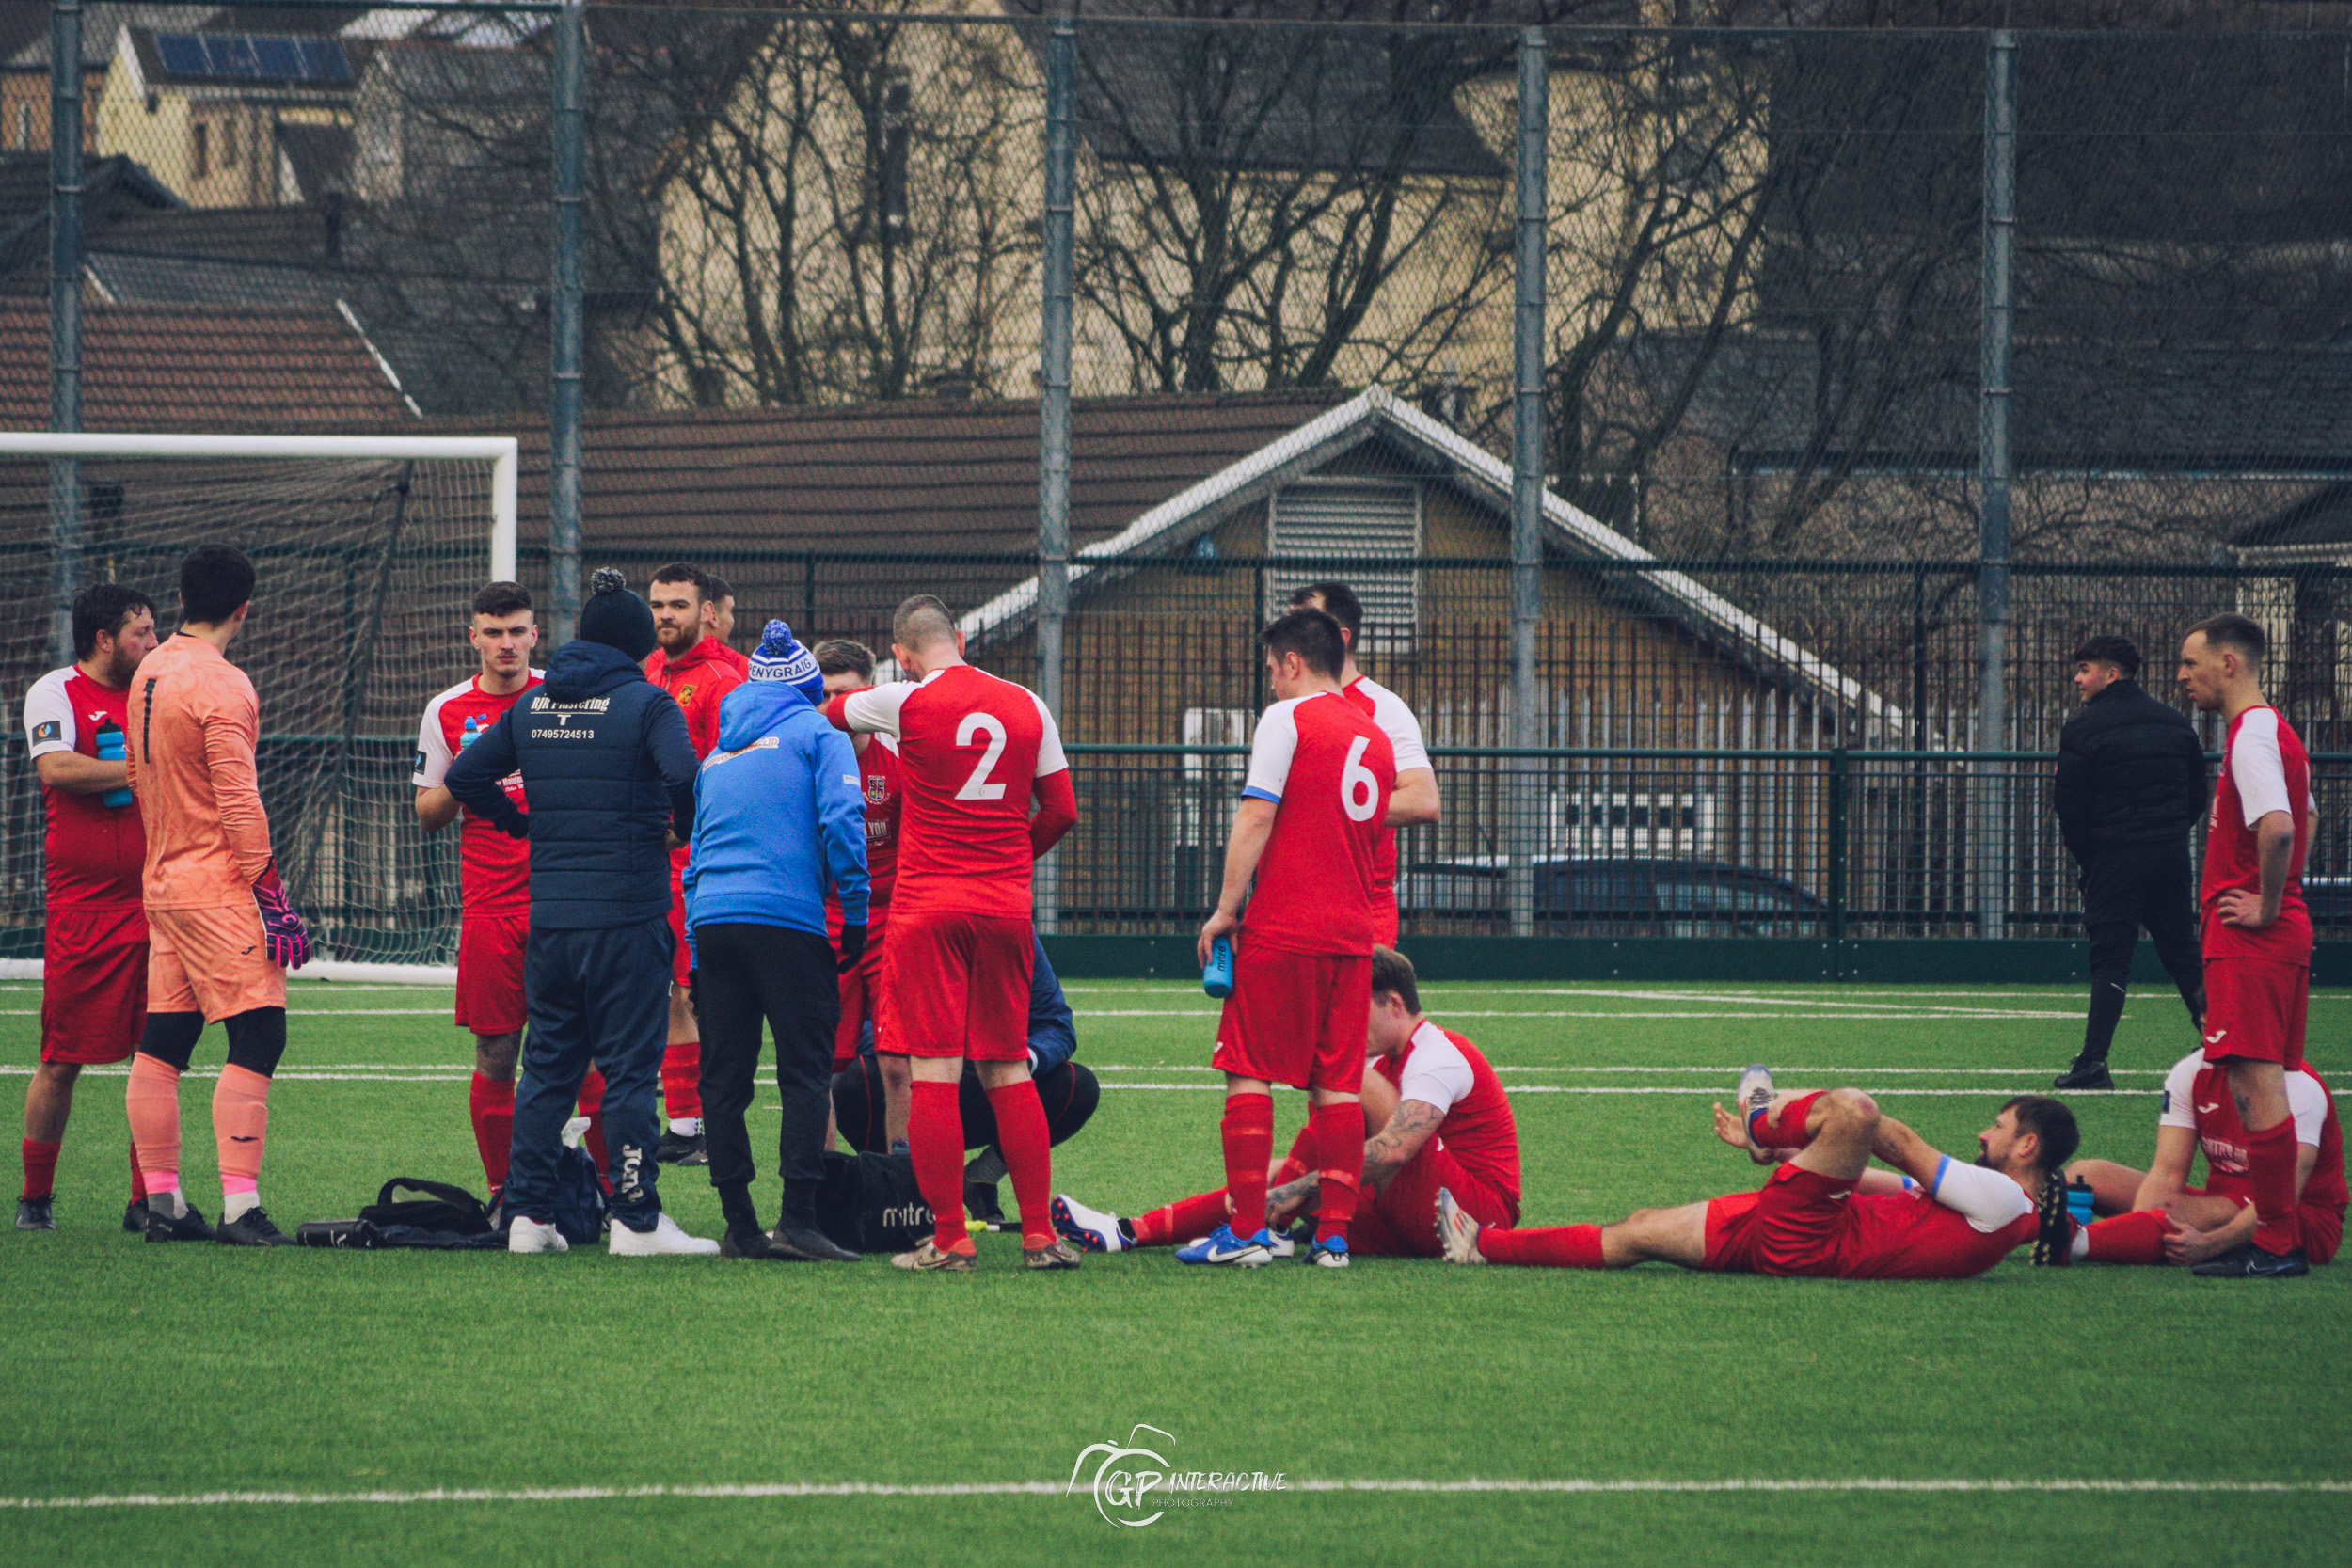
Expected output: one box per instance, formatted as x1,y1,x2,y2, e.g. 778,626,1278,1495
682,677,868,944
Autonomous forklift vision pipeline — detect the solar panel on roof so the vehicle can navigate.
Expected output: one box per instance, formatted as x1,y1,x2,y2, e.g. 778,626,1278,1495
151,32,352,84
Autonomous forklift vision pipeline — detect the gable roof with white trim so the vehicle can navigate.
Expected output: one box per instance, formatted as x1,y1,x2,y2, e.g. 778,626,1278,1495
959,386,1899,729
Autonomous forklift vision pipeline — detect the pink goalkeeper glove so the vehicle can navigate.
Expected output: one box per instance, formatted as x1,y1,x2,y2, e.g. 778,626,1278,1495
252,860,311,971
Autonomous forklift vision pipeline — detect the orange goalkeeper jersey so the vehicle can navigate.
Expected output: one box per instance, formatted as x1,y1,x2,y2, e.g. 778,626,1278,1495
125,632,275,911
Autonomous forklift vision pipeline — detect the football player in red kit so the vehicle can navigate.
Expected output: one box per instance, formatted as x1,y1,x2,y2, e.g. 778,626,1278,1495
1181,607,1393,1270
415,582,605,1193
1440,1069,2078,1281
2058,1047,2344,1268
815,639,908,1141
1053,946,1516,1259
18,584,159,1231
1287,583,1439,947
701,574,748,677
643,563,747,1165
2175,612,2317,1277
823,594,1079,1270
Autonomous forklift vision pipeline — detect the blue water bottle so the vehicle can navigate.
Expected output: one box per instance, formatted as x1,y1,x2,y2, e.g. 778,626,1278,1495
2065,1178,2095,1228
94,721,132,808
1203,936,1235,999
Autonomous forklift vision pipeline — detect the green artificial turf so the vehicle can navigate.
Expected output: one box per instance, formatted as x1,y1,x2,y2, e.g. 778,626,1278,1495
2,977,2345,1567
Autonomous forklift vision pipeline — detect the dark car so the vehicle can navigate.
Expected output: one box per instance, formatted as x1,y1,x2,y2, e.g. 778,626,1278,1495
1399,857,1828,937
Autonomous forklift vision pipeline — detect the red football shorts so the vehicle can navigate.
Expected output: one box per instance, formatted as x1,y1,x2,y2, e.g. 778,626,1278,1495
834,929,893,1069
1700,1164,1859,1276
1210,945,1369,1094
147,904,286,1023
886,911,1032,1062
454,909,530,1037
40,902,147,1064
667,874,692,987
2179,1182,2340,1265
2201,956,2308,1068
1345,1139,1518,1259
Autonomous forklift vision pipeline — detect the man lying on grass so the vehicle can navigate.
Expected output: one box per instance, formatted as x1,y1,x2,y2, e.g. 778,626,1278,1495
1437,1069,2077,1281
1052,946,1519,1264
2049,1043,2342,1270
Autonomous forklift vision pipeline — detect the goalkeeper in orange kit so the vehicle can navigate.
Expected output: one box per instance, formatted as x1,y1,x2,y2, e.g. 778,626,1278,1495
122,545,310,1247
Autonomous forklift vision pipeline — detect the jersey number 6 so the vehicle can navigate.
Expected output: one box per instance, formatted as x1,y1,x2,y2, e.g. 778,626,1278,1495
956,711,1009,800
1341,735,1379,823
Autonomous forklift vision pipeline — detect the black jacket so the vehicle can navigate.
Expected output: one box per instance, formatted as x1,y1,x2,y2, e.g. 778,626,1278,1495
2052,676,2208,866
446,640,700,929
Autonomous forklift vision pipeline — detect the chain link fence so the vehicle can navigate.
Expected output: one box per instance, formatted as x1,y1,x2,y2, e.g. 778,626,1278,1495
9,7,2352,950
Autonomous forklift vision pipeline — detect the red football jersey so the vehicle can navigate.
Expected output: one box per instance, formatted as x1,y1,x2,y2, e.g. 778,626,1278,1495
1238,690,1393,956
1341,675,1430,914
834,664,1068,922
646,636,746,877
23,665,145,909
1374,1021,1520,1206
2201,705,2312,962
826,732,904,937
414,673,542,913
2160,1048,2347,1220
1832,1185,2038,1280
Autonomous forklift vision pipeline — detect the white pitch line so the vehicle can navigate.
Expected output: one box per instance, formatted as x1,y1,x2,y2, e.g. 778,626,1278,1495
0,1477,2340,1511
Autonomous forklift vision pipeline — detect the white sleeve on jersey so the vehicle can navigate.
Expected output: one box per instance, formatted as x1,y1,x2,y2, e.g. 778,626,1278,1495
2157,1051,2203,1132
840,681,914,737
1242,698,1304,804
412,683,462,788
1396,1021,1474,1116
2230,708,2293,827
1029,689,1069,778
23,668,76,759
1357,677,1431,774
2289,1070,2330,1148
1927,1155,2036,1234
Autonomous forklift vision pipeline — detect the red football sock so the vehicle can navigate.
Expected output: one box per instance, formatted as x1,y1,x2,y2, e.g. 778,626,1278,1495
986,1079,1057,1248
1747,1091,1824,1151
1279,1124,1315,1184
1310,1101,1365,1244
469,1073,516,1192
1477,1223,1605,1269
128,1139,146,1204
1220,1093,1275,1237
2245,1117,2303,1256
576,1068,609,1182
2083,1208,2172,1266
908,1080,972,1254
1134,1189,1232,1247
21,1138,58,1202
661,1042,702,1122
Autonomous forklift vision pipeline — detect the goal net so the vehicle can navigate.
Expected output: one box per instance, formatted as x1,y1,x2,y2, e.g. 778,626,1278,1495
1,435,518,971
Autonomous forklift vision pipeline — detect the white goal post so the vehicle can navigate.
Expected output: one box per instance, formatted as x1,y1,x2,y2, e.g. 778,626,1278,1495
0,434,518,580
3,431,524,987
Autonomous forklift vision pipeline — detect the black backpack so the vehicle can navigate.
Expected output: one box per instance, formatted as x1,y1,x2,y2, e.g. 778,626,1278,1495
549,1142,609,1245
814,1148,932,1254
360,1178,493,1236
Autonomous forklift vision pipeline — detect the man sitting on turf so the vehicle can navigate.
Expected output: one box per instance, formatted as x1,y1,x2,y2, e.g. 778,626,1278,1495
2050,1044,2343,1268
1438,1070,2076,1280
1053,946,1518,1260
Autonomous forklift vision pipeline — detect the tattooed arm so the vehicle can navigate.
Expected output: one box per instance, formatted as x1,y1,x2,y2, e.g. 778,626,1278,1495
1362,1100,1447,1196
1265,1171,1319,1228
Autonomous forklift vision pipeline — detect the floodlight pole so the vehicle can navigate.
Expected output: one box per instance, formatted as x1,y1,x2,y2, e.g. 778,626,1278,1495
1508,27,1549,940
1036,11,1075,936
1977,28,2015,939
49,0,82,667
548,0,585,645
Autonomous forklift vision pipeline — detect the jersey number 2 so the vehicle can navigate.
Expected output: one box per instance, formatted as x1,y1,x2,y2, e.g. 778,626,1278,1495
1342,736,1379,822
956,711,1009,800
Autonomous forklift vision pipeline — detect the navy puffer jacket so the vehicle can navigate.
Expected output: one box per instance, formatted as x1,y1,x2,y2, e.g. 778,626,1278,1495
446,639,700,929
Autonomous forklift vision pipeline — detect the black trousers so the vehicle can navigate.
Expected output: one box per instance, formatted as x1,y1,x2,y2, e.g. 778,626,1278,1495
691,923,839,1222
831,1054,1100,1158
514,919,671,1230
2079,839,2205,1059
